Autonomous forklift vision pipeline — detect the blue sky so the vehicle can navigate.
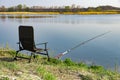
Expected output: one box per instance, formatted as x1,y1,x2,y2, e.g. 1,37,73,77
0,0,120,8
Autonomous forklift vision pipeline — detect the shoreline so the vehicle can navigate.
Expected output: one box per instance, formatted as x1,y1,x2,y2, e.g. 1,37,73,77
0,48,120,80
0,11,119,15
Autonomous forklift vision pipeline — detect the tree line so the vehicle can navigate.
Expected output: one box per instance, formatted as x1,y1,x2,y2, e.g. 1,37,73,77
0,4,120,12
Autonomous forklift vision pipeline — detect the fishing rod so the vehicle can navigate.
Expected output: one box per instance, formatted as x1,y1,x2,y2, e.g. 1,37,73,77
54,31,110,59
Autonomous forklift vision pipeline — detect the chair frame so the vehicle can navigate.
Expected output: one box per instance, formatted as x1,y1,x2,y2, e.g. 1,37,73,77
14,26,50,62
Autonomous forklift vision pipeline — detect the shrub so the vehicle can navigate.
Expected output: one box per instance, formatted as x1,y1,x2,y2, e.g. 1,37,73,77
78,62,88,68
49,58,62,65
89,65,105,74
63,58,76,66
89,65,104,71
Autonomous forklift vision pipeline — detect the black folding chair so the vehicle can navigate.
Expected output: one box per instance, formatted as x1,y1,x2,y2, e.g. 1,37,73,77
14,26,50,62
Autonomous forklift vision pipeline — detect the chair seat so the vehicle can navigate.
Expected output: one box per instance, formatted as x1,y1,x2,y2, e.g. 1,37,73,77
34,48,44,52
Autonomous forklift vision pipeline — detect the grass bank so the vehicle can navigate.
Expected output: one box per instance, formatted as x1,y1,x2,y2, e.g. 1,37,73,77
0,48,120,80
0,11,119,15
0,12,60,15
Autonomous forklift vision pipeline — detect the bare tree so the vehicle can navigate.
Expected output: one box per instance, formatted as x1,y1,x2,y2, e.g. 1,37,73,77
0,6,6,12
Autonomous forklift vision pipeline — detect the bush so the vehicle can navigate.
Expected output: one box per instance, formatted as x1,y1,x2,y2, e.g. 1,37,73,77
63,58,76,66
42,58,62,65
49,58,62,65
89,65,104,71
78,62,88,68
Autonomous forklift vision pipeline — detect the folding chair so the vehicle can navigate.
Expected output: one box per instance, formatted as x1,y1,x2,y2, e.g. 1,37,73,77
14,26,50,62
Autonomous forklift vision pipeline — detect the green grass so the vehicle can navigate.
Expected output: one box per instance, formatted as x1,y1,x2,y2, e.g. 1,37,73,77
0,48,120,80
0,77,9,80
79,74,93,80
1,62,19,71
36,67,56,80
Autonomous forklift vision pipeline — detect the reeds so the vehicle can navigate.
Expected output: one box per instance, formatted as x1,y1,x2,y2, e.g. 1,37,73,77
0,11,119,15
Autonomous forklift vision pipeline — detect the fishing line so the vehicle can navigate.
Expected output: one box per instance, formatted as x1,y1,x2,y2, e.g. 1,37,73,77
54,31,111,59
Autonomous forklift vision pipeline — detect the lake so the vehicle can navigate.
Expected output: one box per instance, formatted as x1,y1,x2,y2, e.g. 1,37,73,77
0,14,120,70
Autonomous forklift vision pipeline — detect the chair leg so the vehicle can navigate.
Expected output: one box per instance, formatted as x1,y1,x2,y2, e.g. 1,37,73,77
33,54,36,59
44,43,50,61
14,51,19,60
46,50,50,61
29,53,33,63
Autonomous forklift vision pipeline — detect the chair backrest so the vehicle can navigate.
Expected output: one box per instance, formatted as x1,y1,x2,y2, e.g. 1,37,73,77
19,26,35,51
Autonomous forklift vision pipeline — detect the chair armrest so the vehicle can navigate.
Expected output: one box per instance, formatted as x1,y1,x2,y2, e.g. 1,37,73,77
16,42,20,44
36,42,48,46
36,42,48,51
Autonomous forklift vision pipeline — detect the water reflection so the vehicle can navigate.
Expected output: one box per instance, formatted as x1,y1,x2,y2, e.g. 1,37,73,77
1,14,120,24
0,14,55,18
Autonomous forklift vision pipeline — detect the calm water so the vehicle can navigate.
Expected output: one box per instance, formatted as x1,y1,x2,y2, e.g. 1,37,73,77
0,14,120,70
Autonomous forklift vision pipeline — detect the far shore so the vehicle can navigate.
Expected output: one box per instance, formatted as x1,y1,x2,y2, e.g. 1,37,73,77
0,11,120,15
